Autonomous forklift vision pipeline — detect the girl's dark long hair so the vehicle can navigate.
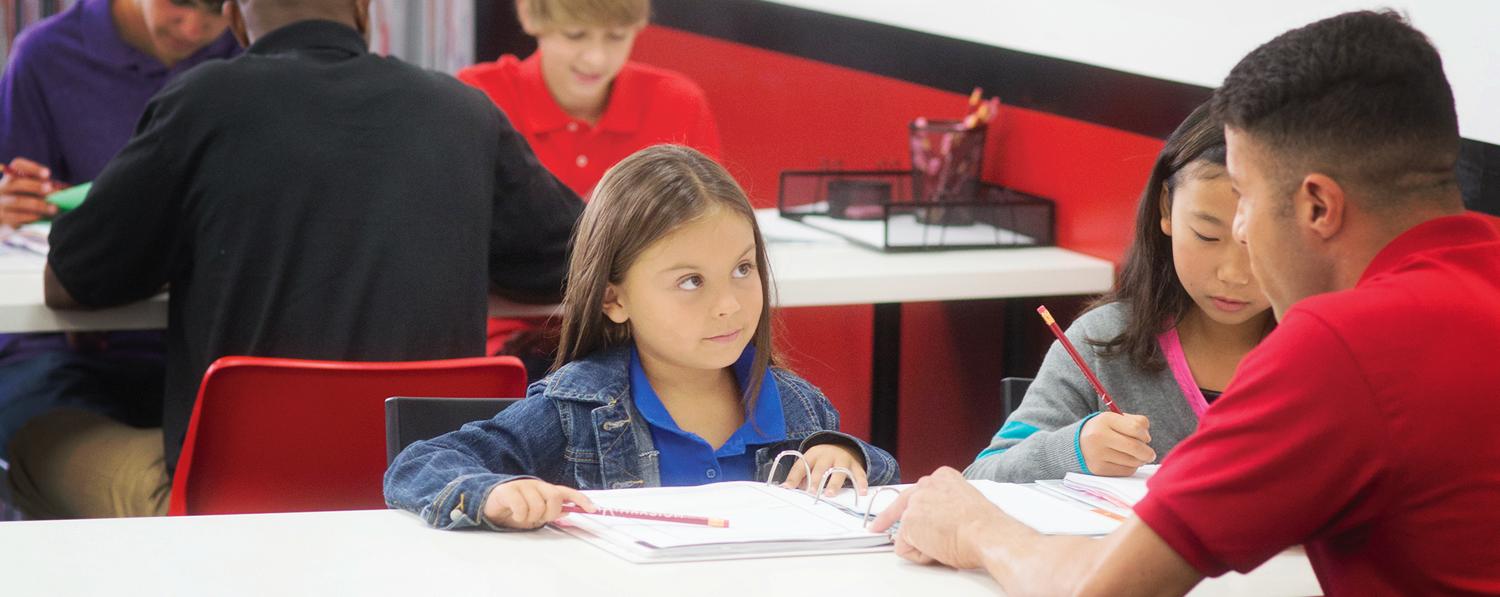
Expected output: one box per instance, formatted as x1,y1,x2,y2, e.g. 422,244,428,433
1085,101,1227,371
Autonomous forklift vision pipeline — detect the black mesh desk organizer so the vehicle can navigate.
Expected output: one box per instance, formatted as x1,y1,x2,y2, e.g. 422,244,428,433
776,170,1055,251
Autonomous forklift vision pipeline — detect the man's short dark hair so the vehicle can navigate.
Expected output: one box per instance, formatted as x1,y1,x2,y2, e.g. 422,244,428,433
1213,10,1459,205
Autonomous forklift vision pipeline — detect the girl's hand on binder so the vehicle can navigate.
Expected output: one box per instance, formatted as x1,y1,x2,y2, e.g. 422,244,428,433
783,444,869,496
1080,412,1156,477
483,479,595,529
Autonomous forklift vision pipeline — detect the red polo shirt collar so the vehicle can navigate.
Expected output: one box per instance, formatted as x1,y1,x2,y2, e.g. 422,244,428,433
516,53,645,135
1360,212,1499,285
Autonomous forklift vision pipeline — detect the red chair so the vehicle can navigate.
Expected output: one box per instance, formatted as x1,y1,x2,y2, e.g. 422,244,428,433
167,355,528,516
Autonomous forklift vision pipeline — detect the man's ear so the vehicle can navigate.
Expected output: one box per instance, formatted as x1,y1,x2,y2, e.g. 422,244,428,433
223,1,249,47
1298,173,1346,241
353,0,371,39
601,284,629,324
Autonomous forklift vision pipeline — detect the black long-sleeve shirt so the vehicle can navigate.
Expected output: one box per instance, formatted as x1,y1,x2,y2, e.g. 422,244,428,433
48,20,583,470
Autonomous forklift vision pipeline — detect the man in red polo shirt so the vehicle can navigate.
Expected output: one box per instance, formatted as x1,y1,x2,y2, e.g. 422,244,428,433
871,11,1500,595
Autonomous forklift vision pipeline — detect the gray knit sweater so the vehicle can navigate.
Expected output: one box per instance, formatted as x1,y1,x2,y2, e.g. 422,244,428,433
964,302,1204,483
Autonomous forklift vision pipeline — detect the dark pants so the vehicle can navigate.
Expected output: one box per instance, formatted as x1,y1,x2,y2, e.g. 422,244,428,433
0,350,164,463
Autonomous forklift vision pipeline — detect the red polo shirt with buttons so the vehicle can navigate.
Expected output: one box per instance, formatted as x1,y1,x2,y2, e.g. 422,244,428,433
457,53,721,199
1134,213,1500,594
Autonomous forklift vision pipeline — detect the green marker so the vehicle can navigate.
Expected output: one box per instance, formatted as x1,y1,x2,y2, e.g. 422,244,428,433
45,181,91,212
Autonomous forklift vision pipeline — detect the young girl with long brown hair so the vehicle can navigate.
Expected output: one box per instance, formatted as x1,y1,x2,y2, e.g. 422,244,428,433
385,145,896,530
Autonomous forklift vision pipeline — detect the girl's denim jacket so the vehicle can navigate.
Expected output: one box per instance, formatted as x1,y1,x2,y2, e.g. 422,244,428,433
383,346,899,530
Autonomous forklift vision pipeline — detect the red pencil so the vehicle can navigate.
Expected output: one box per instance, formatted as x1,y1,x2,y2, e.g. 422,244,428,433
1037,305,1123,414
562,504,729,528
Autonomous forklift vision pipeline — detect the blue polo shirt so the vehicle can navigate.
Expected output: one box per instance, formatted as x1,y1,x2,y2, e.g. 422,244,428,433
630,346,787,486
0,0,239,363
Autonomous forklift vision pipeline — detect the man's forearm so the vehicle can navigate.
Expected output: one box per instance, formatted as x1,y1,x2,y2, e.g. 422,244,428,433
969,514,1105,595
973,516,1203,597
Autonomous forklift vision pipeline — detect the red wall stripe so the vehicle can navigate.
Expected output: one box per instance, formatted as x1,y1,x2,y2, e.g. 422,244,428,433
633,25,1158,478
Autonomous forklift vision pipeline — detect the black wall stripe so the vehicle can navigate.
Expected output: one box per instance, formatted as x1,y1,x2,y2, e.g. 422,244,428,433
649,0,1500,216
473,0,1499,216
651,0,1213,139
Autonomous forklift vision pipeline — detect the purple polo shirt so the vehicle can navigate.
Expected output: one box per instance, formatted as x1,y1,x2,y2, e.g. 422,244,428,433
0,0,239,363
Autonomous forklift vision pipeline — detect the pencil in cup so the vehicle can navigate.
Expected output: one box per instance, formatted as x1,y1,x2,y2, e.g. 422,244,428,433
562,504,729,528
1036,305,1123,414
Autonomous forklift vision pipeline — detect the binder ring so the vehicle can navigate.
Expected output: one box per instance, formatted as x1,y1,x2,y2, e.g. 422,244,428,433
862,486,904,529
766,450,814,492
810,466,855,507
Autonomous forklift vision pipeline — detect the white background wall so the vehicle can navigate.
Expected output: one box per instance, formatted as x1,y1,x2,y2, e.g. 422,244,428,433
765,0,1499,144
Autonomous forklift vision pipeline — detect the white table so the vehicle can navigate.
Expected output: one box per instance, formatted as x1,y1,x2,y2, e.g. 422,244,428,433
0,212,1113,332
0,212,1115,452
0,509,1320,596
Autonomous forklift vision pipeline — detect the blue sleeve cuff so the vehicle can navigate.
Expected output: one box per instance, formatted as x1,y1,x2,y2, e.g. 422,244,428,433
1074,411,1104,475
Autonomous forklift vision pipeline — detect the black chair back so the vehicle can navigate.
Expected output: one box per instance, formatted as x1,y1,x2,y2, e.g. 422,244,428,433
1000,377,1034,420
384,396,517,464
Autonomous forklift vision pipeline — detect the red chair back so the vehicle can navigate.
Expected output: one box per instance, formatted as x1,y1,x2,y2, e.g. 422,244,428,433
168,355,527,516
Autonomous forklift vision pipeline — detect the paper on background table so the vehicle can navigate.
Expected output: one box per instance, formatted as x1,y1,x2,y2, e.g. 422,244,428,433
0,222,49,268
795,214,1036,248
755,210,847,244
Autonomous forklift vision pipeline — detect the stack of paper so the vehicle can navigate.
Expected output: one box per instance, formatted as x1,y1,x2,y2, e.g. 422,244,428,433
553,482,889,563
552,479,1127,563
1059,464,1159,510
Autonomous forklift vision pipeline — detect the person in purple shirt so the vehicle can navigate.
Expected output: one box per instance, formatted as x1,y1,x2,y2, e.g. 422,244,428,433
0,0,238,471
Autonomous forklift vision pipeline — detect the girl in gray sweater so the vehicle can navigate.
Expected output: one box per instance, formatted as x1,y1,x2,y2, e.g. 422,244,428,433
966,103,1275,483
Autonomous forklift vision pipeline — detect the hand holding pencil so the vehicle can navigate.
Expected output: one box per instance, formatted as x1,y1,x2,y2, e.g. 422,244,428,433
1037,305,1155,476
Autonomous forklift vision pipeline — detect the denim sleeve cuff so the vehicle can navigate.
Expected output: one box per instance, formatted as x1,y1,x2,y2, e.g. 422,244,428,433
798,430,901,485
798,430,867,466
423,473,537,531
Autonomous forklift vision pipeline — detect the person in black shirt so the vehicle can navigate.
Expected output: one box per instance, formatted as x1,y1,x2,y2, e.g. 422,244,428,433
6,0,583,519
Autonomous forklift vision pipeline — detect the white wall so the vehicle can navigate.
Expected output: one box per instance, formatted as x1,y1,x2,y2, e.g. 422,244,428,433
765,0,1499,144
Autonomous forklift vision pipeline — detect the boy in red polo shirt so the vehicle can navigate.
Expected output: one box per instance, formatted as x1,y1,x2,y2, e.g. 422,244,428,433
458,0,720,200
870,11,1500,595
461,0,721,364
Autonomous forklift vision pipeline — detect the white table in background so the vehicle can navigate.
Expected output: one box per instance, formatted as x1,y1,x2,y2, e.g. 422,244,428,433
0,508,1320,597
0,212,1116,453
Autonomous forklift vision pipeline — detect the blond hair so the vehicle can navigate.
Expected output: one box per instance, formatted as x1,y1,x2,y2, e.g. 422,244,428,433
521,0,649,29
554,145,776,408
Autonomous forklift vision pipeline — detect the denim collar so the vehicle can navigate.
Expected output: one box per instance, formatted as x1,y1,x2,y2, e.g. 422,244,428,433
541,346,633,405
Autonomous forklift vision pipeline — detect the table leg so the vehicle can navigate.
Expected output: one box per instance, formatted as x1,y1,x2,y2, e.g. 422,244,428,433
869,303,901,455
1002,297,1031,377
